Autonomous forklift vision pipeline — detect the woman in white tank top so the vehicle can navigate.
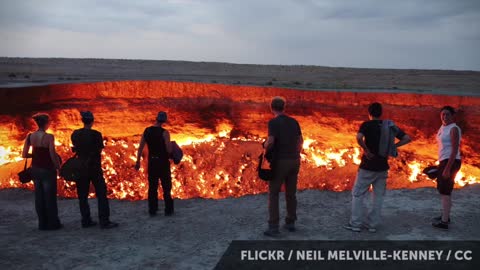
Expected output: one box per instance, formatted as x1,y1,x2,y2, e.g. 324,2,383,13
432,106,462,230
437,120,461,163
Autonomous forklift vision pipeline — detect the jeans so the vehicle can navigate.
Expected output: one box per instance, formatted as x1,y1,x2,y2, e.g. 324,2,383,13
76,166,110,225
148,157,173,215
350,168,388,228
268,158,300,226
31,167,61,230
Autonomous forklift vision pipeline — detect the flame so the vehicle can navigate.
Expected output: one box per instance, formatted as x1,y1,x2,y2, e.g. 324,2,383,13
408,162,422,182
455,170,478,187
302,139,359,169
1,129,479,200
0,146,23,166
1,82,479,200
351,148,362,165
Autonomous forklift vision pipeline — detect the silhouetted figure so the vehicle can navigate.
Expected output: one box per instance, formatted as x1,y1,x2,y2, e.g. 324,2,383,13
71,111,118,229
431,106,462,230
344,102,411,233
22,113,62,230
135,111,174,216
263,97,303,237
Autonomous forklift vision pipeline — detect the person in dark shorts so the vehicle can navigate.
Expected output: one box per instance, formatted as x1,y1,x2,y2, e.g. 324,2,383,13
71,111,118,229
344,102,411,233
135,111,173,216
22,113,62,230
432,106,462,230
263,97,303,237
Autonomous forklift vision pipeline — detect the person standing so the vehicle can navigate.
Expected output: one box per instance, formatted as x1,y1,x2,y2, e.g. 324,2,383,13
22,113,62,230
263,97,303,237
344,102,411,232
71,111,118,229
432,106,462,230
135,111,174,217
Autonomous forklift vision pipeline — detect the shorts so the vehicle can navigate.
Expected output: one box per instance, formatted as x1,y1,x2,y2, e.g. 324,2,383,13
436,159,461,195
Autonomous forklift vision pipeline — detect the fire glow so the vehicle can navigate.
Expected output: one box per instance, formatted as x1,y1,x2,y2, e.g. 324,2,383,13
0,81,479,200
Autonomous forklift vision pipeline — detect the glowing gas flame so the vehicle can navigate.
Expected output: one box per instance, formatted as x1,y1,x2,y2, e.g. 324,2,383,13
302,139,360,169
0,146,23,166
408,162,422,182
1,81,479,200
455,170,478,187
1,131,479,200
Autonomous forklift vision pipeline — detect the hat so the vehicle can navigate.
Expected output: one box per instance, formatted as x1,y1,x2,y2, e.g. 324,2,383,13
422,165,439,180
156,111,167,122
80,111,94,120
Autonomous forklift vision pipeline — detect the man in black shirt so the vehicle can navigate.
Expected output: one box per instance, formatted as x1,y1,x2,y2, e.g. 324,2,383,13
263,97,303,236
71,111,118,229
344,103,411,232
135,111,173,216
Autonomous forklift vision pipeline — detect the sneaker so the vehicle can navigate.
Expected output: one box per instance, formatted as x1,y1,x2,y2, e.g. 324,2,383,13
264,227,280,237
81,220,98,228
363,224,377,233
284,223,296,232
432,216,450,224
343,224,361,232
432,220,448,230
100,221,119,229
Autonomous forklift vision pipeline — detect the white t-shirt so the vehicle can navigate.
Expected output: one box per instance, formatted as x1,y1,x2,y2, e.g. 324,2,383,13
436,123,461,161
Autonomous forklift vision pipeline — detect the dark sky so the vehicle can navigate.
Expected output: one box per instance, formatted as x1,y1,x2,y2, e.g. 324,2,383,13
1,0,479,70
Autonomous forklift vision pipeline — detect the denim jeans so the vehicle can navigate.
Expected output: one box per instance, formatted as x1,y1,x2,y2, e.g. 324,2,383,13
350,168,388,229
31,167,61,230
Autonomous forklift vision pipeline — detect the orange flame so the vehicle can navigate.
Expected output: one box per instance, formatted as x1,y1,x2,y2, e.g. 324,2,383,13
1,130,478,200
1,81,479,200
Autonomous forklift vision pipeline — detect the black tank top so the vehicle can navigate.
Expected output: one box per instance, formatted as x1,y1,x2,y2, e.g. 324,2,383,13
144,126,168,160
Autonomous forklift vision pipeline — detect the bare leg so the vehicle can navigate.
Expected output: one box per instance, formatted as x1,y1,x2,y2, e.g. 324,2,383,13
441,195,451,223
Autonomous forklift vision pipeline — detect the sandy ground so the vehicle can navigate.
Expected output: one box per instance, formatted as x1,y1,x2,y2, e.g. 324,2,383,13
0,185,479,270
1,58,480,95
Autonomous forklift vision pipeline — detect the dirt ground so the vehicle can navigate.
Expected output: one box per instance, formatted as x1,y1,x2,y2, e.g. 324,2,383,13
0,185,479,270
1,58,480,95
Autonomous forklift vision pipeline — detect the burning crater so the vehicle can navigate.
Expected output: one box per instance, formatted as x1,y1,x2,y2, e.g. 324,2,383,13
0,81,479,200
